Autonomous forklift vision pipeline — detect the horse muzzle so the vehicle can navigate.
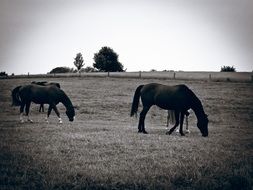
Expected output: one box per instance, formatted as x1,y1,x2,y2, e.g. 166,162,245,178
69,117,75,122
202,132,208,137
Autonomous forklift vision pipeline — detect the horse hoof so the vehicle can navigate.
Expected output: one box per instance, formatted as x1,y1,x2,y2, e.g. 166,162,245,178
185,130,190,134
166,131,172,135
28,119,33,123
143,131,148,134
58,118,63,124
180,133,185,136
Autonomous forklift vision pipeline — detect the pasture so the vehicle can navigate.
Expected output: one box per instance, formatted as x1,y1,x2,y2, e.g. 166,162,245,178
0,77,252,189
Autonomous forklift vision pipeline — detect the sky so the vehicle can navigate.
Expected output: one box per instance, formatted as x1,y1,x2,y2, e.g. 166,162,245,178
0,0,252,74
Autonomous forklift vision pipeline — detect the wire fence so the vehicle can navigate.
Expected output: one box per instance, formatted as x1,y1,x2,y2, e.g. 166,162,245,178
1,71,253,82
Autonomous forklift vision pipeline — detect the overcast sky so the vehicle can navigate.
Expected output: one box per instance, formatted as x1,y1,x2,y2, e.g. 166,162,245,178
1,0,252,74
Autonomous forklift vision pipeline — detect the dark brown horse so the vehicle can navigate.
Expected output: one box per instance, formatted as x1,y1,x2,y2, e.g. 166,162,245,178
130,83,208,136
31,81,61,112
11,84,75,123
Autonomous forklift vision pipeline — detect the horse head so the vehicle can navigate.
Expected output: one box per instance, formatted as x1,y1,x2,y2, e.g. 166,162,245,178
197,114,208,137
66,106,75,122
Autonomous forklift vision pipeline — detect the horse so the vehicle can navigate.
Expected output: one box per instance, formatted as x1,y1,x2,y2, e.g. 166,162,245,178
31,81,61,112
11,84,75,123
130,83,208,137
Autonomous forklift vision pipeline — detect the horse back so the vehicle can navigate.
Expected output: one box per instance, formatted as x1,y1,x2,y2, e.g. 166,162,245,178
19,84,62,104
141,83,193,110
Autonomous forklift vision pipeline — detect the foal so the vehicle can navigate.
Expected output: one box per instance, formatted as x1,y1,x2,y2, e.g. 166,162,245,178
167,110,190,133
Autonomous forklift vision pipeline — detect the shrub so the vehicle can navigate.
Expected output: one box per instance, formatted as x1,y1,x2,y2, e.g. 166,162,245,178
221,66,236,72
80,66,97,73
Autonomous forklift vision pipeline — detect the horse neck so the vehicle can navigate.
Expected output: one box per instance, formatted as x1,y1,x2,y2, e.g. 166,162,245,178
190,95,206,122
60,91,73,110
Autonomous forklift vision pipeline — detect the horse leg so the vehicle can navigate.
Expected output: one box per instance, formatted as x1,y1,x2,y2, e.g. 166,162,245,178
25,102,33,123
179,111,185,136
166,110,170,128
176,112,181,133
19,103,25,123
46,105,53,123
185,115,190,134
39,104,43,112
138,106,150,134
166,111,179,135
52,104,62,124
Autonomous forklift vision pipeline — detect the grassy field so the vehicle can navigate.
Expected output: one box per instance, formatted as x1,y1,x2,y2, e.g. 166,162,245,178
0,77,252,189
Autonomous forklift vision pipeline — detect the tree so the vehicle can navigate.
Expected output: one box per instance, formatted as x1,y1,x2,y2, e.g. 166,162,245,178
93,47,124,72
220,66,236,72
0,71,8,77
74,53,84,72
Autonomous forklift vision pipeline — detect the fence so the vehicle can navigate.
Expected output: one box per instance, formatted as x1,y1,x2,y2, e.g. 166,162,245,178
1,71,253,82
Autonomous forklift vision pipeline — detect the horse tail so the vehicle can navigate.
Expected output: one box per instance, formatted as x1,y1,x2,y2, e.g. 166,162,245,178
130,85,144,117
11,86,22,106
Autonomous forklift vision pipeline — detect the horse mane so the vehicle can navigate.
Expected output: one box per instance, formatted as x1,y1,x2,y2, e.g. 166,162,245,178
186,86,207,120
31,81,60,88
59,89,74,110
31,81,47,85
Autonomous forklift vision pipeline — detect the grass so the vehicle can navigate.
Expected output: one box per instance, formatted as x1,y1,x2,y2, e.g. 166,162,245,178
0,77,252,189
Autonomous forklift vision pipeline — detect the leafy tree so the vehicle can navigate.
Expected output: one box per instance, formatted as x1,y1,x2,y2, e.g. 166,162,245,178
220,66,236,72
93,47,124,72
74,53,85,72
49,67,72,74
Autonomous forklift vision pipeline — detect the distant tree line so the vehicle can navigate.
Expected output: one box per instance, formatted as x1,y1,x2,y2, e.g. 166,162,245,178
50,46,124,74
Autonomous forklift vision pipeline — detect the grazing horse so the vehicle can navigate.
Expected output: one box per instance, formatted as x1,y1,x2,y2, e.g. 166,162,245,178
31,81,61,112
11,84,75,123
130,83,208,137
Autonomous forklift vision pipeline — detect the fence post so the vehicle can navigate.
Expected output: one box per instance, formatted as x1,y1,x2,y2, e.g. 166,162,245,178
209,74,212,81
173,72,176,79
107,72,110,77
251,75,253,82
28,72,30,78
139,71,141,78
